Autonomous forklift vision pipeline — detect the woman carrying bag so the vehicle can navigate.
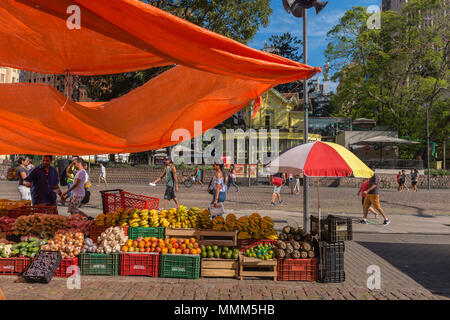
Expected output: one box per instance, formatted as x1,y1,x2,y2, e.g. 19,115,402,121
209,163,227,218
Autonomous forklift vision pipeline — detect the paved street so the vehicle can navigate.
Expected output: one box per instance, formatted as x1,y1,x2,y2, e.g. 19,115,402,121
1,181,449,300
0,233,449,300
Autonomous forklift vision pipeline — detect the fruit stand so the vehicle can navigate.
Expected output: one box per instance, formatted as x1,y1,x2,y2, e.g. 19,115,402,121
0,189,352,283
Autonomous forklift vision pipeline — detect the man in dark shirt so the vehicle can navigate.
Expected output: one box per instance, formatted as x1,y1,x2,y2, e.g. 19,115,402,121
360,165,390,225
23,155,65,206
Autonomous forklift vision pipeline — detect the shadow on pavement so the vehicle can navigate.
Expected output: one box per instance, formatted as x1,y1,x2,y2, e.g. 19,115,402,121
357,241,450,298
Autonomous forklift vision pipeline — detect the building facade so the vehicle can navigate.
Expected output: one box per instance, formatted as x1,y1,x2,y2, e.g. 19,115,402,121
0,67,20,84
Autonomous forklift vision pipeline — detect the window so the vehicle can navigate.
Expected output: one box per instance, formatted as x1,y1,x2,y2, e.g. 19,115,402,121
265,115,271,129
12,77,15,83
0,74,4,83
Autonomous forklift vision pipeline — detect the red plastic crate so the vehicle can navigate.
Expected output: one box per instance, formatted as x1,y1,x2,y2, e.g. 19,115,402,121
238,239,278,251
89,225,128,244
8,205,58,219
103,191,159,214
277,258,318,281
54,257,78,278
0,257,33,275
120,253,159,277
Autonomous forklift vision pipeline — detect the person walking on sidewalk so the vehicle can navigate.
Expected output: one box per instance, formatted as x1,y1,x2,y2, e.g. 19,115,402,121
17,157,31,201
23,155,65,207
152,157,179,210
65,156,79,198
270,172,286,206
63,159,89,218
396,171,402,191
227,164,240,192
360,166,390,225
193,166,202,185
399,169,410,192
357,178,378,218
211,163,227,214
98,163,108,186
410,169,419,192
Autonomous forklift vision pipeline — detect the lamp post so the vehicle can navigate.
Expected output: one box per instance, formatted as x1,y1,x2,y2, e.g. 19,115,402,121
426,103,431,190
282,0,328,233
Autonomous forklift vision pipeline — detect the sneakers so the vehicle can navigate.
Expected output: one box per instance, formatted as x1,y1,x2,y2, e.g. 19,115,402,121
383,219,391,225
279,200,284,205
271,202,275,206
359,219,368,224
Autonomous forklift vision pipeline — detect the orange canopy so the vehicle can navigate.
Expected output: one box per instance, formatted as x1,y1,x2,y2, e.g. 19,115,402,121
0,0,321,155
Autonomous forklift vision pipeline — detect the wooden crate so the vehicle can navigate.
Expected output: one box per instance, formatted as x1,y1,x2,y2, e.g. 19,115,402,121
239,254,277,281
165,228,201,241
199,230,237,247
0,232,6,239
201,258,239,278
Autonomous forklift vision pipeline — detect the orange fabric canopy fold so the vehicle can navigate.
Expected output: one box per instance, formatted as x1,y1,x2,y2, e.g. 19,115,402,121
0,66,272,155
5,0,320,82
0,0,322,155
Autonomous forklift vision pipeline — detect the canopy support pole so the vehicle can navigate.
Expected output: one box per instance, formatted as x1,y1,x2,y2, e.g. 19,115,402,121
316,177,321,241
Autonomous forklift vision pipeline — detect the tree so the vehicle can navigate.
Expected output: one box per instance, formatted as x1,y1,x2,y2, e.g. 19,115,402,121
264,32,303,93
325,1,449,160
80,0,272,163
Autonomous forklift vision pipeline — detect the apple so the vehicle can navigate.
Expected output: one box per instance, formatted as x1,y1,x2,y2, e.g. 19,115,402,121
145,247,151,253
132,240,139,248
155,247,161,253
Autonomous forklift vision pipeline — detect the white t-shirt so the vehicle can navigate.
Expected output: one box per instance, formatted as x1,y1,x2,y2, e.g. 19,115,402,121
100,166,106,177
73,169,87,198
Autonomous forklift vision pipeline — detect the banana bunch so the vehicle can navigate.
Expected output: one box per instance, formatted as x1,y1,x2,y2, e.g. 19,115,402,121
138,210,149,227
261,216,274,231
177,205,189,223
248,213,262,237
149,209,159,227
212,216,225,231
237,216,249,232
94,214,106,226
167,208,177,227
224,214,237,231
199,209,212,229
105,212,120,226
188,207,200,228
158,210,168,220
263,230,278,240
237,231,252,239
118,209,131,226
159,217,170,227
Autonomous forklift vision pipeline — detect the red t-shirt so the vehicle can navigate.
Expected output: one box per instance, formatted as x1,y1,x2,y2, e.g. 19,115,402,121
360,180,370,197
397,174,401,183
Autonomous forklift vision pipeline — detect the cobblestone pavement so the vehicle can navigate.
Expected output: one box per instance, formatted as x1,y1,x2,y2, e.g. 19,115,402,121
0,234,449,300
1,181,449,216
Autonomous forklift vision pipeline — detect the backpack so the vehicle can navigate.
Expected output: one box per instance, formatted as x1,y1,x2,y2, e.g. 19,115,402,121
59,166,68,187
271,177,283,187
207,178,215,195
81,190,90,204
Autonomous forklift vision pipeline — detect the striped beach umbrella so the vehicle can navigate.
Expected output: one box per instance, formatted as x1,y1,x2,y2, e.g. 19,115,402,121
266,141,373,178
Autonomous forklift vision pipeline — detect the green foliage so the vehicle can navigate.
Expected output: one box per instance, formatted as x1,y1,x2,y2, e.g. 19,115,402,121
424,169,450,176
265,32,303,93
326,1,449,159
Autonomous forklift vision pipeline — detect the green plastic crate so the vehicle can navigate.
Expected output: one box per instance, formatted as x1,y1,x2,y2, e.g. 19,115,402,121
159,254,201,279
128,227,165,240
79,253,120,276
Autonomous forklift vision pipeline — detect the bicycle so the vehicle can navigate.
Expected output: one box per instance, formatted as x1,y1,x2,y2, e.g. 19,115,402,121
179,171,194,188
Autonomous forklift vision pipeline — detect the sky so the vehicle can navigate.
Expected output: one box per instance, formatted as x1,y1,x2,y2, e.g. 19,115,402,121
249,0,382,92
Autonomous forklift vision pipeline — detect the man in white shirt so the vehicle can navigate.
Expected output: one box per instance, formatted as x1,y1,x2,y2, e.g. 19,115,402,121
98,163,108,186
63,159,88,217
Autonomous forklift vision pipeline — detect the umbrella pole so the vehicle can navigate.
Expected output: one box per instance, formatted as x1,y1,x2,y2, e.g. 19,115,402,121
316,177,321,241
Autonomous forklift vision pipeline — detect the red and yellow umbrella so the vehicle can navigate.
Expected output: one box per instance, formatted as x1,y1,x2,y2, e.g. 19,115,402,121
267,141,373,178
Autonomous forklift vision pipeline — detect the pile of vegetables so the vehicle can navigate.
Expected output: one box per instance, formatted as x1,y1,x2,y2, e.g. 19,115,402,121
23,251,61,282
244,243,275,260
65,214,93,234
0,216,16,232
0,237,47,258
13,214,68,238
97,227,128,254
81,238,98,253
41,231,84,259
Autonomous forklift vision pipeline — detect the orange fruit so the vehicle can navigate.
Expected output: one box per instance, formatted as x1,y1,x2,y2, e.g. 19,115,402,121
170,248,176,254
151,237,157,243
176,249,182,254
190,238,196,244
126,240,133,247
121,246,129,252
162,248,168,254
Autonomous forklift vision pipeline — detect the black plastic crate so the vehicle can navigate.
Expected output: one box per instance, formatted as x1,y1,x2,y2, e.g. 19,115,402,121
317,241,345,283
310,215,353,242
22,250,62,284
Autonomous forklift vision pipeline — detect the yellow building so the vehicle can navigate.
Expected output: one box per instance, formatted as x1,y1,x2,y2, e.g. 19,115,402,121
245,88,321,151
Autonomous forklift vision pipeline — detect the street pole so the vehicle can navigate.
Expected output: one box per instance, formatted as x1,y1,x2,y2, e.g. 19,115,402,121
302,8,310,233
426,105,431,190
